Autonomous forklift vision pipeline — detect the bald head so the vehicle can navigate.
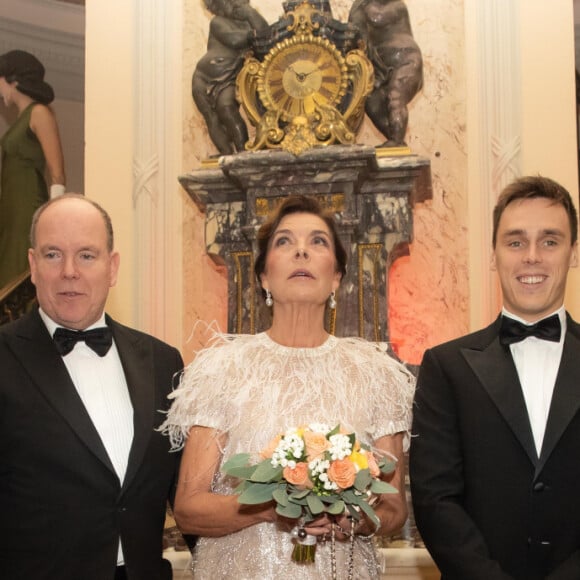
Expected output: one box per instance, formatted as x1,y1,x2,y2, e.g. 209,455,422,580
30,194,114,252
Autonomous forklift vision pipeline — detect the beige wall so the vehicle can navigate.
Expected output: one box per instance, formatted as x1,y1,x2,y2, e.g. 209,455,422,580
85,1,580,362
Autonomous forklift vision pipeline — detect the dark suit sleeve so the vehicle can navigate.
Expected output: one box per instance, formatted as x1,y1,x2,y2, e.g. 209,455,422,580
164,349,197,552
546,552,580,580
165,348,184,510
409,348,513,580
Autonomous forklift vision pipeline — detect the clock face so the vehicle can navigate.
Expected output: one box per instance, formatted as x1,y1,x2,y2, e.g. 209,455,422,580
259,37,348,122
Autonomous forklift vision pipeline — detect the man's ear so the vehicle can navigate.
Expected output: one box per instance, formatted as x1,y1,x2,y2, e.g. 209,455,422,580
570,242,578,269
28,249,37,285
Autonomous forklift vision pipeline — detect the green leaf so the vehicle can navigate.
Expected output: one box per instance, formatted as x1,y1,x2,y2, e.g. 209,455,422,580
379,459,396,475
359,499,380,529
306,494,325,515
238,482,278,505
371,480,398,494
249,460,283,483
347,432,356,448
272,487,289,507
354,469,372,491
226,465,258,479
288,494,308,506
326,499,345,515
276,501,302,519
235,480,250,494
222,453,252,474
341,489,363,505
328,425,341,437
290,489,310,499
346,504,361,520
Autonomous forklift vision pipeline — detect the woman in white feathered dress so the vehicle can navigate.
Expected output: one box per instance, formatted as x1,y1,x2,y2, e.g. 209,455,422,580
160,195,415,579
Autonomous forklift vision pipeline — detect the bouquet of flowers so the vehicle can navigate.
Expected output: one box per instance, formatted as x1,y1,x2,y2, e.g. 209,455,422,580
222,423,398,564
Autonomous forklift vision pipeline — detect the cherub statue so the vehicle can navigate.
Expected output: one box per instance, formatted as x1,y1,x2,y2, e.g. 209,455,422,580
349,0,423,147
192,0,269,155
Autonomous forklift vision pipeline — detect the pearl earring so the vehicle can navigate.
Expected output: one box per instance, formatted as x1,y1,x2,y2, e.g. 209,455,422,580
265,289,273,307
328,291,336,310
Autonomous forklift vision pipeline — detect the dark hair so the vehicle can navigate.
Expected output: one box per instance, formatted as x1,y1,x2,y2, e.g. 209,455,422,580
254,195,347,285
492,175,578,247
30,194,115,252
0,50,54,105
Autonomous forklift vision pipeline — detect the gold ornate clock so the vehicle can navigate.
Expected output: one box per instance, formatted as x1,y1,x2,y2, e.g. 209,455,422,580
236,2,374,155
258,35,348,123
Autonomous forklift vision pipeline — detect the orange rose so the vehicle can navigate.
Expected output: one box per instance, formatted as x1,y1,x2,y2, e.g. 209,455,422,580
327,458,356,489
304,431,330,462
260,435,281,459
366,451,381,478
283,462,312,488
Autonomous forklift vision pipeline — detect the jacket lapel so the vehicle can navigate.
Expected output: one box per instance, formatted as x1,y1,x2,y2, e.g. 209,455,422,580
537,318,580,475
108,317,156,493
461,318,538,466
8,310,115,474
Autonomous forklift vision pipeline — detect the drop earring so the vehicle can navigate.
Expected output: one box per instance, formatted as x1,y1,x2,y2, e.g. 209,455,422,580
265,289,273,307
328,291,336,310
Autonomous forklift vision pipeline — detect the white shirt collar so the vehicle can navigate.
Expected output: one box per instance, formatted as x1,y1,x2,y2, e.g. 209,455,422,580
38,307,107,337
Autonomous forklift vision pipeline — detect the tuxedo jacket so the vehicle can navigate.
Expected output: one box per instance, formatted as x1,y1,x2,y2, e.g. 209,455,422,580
410,314,580,580
0,308,183,580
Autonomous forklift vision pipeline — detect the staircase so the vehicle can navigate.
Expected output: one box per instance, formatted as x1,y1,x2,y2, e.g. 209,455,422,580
0,271,36,325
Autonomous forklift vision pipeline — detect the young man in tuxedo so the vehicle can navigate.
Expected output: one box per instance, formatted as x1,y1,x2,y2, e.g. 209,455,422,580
0,194,183,579
410,176,580,580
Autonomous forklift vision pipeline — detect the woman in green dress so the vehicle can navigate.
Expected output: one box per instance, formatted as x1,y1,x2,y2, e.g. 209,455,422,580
0,50,65,289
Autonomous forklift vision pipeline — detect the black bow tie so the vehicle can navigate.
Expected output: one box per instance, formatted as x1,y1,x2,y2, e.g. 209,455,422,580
53,326,113,357
499,314,561,346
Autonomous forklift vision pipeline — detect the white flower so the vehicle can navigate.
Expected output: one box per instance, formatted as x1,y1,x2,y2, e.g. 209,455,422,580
270,430,305,467
308,423,331,435
328,433,352,460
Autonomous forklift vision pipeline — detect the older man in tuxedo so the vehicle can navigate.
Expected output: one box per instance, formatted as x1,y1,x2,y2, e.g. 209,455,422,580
410,176,580,580
0,194,183,579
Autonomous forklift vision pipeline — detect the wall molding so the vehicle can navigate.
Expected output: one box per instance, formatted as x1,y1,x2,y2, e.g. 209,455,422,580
133,0,183,348
466,0,521,328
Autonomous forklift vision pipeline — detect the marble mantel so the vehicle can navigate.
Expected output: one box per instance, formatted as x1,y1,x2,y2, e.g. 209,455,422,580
179,145,431,343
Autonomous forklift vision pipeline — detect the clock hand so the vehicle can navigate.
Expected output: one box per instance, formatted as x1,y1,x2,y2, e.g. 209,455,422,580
287,64,317,83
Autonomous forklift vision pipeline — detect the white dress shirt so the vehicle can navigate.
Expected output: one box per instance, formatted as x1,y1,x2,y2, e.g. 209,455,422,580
503,306,566,456
40,308,134,565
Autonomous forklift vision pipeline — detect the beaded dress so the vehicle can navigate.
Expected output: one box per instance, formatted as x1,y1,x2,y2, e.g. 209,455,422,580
161,332,415,580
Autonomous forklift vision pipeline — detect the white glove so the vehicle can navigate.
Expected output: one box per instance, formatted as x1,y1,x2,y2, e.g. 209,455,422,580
50,184,66,198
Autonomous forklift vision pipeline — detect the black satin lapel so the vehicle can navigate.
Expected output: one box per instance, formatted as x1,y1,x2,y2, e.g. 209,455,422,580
538,330,580,473
9,312,115,474
111,321,155,492
462,340,538,464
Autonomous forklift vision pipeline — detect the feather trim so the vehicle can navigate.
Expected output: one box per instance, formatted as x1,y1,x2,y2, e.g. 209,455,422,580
159,331,415,462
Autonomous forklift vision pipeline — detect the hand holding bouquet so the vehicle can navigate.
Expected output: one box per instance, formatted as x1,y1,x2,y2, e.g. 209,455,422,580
222,423,398,565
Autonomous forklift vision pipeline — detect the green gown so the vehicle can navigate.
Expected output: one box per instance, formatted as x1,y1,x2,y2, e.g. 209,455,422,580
0,103,49,289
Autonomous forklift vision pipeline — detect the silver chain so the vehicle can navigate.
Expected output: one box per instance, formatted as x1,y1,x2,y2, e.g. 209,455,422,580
330,519,355,580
